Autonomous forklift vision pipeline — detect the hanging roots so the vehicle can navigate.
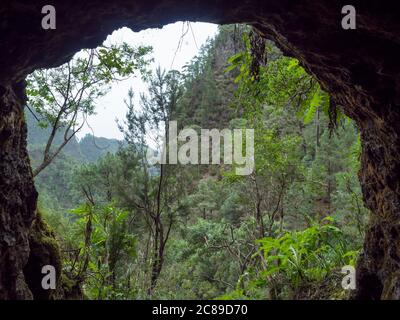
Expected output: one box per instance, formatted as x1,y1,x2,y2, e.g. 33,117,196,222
249,28,267,82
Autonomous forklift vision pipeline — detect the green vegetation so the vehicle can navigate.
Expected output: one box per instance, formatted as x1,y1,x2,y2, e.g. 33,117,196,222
27,25,368,300
26,42,151,176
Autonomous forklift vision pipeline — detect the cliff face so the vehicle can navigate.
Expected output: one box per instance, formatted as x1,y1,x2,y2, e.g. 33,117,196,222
0,0,399,299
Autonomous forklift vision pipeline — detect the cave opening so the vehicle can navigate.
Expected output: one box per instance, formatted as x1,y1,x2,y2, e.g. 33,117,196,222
1,1,400,300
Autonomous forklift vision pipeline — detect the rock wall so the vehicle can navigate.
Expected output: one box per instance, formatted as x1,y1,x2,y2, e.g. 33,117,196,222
0,0,399,299
0,81,36,299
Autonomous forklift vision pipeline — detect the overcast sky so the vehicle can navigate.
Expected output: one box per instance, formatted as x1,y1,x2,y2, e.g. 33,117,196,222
77,22,219,140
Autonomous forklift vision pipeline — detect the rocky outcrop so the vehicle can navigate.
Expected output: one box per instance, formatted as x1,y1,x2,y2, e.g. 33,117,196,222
23,210,82,300
0,0,399,299
0,81,36,299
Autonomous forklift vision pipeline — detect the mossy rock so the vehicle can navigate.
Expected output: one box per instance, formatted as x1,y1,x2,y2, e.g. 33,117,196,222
291,271,351,300
60,272,84,300
23,210,83,299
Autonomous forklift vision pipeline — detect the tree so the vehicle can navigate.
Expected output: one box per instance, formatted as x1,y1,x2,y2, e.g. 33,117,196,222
26,42,152,176
118,67,185,296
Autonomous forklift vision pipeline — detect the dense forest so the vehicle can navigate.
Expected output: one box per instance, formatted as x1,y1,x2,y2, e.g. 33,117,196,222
27,25,368,300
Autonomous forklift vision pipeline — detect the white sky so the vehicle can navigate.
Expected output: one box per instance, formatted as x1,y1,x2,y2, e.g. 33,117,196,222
77,22,219,140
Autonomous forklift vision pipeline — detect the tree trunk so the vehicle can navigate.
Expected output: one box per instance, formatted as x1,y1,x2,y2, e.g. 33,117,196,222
148,216,164,296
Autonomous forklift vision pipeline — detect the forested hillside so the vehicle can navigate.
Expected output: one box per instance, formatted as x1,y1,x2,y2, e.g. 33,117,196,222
26,110,121,211
26,110,120,163
28,25,368,300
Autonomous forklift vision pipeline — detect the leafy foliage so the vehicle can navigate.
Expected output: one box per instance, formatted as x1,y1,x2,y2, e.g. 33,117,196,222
32,25,367,300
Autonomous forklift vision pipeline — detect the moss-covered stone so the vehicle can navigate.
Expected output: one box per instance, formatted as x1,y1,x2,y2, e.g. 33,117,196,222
60,272,84,299
291,271,351,300
23,210,83,299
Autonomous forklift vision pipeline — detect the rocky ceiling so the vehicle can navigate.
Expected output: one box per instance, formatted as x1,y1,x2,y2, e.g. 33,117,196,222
0,0,400,299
